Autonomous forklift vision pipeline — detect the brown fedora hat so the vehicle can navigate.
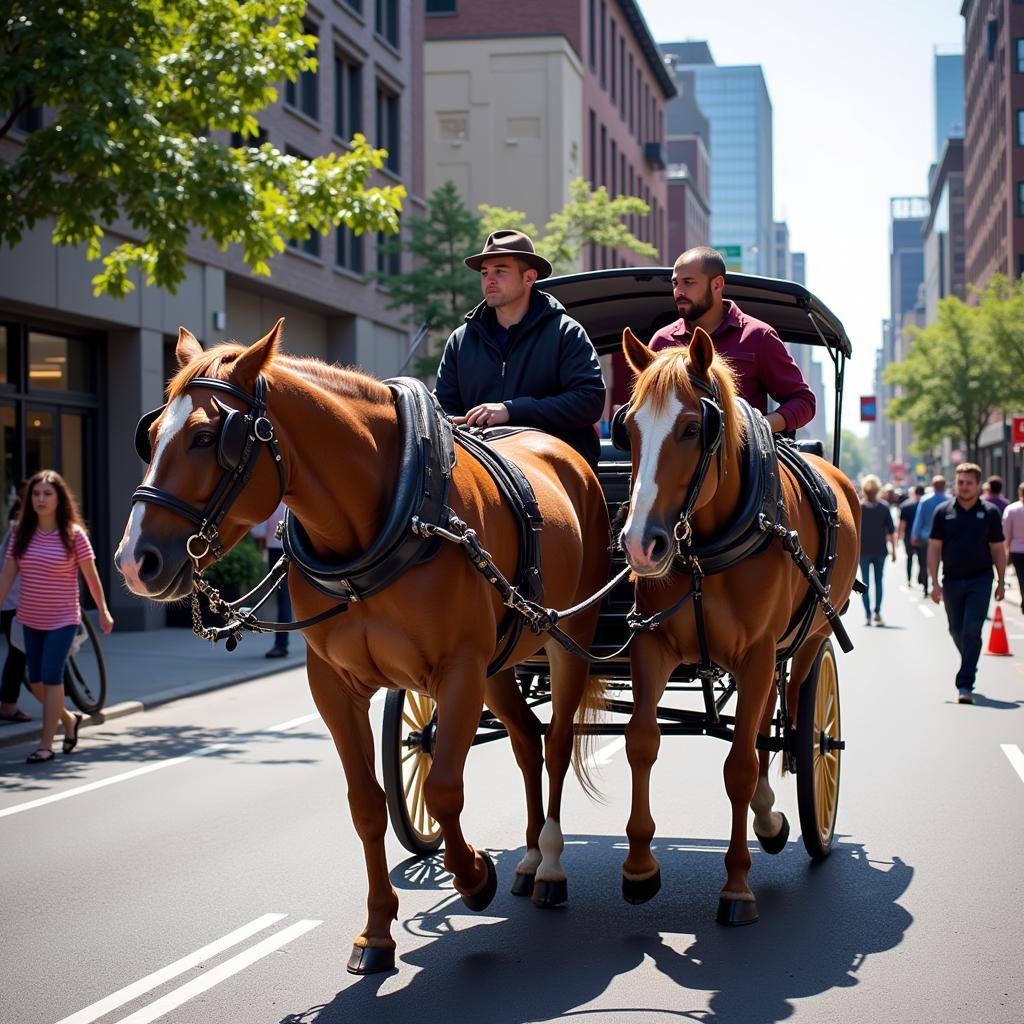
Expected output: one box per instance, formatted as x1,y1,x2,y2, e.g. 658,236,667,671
465,229,552,279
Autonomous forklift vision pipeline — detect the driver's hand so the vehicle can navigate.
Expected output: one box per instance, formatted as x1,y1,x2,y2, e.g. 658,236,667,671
455,403,510,428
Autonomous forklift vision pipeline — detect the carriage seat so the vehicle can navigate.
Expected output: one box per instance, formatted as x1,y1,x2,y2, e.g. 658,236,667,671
793,439,824,458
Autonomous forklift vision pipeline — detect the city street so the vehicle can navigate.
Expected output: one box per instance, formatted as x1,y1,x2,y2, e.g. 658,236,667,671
2,559,1023,1024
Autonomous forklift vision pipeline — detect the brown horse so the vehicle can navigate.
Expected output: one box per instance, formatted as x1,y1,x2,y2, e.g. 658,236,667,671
114,320,610,973
616,326,860,924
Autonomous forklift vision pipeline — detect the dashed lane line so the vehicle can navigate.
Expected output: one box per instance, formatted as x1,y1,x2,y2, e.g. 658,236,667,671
265,689,386,733
109,918,322,1024
918,604,936,618
1001,744,1024,786
53,914,287,1024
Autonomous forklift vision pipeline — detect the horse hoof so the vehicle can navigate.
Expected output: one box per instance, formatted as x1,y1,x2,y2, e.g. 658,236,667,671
716,897,759,926
461,849,498,912
754,812,790,855
532,878,568,908
622,869,662,905
510,872,535,897
346,944,396,975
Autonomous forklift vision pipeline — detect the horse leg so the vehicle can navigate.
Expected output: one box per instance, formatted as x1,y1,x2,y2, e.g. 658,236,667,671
530,643,597,908
718,642,777,926
484,666,545,896
622,636,675,904
751,675,790,855
306,653,398,975
424,666,497,912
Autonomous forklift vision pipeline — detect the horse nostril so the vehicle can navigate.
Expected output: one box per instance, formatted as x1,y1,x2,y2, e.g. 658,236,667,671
138,546,163,582
648,531,669,564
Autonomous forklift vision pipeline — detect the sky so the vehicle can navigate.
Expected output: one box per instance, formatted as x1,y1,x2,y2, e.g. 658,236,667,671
639,0,965,435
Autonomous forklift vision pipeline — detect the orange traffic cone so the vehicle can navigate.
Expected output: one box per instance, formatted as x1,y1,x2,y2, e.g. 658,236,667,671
984,606,1012,657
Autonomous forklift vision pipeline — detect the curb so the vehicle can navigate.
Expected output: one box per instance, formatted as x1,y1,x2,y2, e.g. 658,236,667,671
0,655,306,750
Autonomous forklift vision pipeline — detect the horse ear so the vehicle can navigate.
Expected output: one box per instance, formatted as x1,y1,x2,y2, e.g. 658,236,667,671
233,318,285,384
175,327,204,368
689,326,715,378
623,327,656,375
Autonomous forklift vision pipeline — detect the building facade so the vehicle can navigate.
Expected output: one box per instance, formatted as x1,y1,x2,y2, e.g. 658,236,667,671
659,42,774,276
0,0,425,628
934,50,966,159
423,0,674,270
962,0,1024,288
923,137,967,323
663,68,711,256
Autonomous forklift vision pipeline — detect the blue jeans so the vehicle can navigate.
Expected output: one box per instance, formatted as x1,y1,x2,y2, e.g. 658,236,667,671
23,624,78,685
859,555,887,616
942,575,992,692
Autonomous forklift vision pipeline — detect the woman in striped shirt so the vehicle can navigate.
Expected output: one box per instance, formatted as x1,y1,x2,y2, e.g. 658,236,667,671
0,470,114,763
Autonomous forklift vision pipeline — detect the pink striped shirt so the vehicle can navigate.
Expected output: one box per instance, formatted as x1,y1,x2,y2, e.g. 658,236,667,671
7,526,94,629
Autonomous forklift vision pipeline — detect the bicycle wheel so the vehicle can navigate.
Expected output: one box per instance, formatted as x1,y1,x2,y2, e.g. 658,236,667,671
64,614,107,715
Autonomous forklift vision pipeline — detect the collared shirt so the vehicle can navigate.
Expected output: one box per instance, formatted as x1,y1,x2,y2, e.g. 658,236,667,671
930,498,1004,581
648,300,816,431
910,490,948,545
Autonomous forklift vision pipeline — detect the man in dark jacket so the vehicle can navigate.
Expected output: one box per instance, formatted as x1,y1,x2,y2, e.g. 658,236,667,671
434,229,606,468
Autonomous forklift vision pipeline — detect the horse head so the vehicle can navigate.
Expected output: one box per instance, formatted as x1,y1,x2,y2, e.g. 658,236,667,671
115,319,286,601
618,326,741,577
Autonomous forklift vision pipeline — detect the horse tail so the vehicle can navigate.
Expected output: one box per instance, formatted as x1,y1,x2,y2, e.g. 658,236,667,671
571,673,608,801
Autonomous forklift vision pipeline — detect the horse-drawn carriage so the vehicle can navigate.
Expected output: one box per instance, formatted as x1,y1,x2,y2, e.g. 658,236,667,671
117,269,859,972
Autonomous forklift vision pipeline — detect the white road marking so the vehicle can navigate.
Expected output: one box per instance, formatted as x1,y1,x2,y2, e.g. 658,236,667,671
53,914,287,1024
1002,744,1024,786
266,712,322,732
595,736,626,765
109,919,322,1024
918,605,936,618
0,744,229,820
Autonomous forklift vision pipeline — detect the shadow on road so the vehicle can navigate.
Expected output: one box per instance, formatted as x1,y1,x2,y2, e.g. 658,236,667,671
284,834,913,1024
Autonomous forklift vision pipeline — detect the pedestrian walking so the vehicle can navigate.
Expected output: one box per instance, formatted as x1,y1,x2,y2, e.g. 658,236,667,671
0,470,114,762
897,484,926,590
911,475,948,595
0,482,28,724
928,463,1007,704
985,476,1009,513
858,475,896,625
250,500,292,659
1003,482,1024,613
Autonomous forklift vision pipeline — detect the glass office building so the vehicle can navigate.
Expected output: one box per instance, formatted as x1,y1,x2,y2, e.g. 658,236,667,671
660,43,773,275
934,51,964,161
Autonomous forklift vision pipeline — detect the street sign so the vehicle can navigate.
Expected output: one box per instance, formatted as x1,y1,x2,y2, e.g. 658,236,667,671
715,244,743,271
889,462,907,483
1012,415,1024,447
860,396,877,422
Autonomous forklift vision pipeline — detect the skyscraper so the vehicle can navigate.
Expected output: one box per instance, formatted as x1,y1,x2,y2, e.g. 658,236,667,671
660,42,774,275
934,50,965,160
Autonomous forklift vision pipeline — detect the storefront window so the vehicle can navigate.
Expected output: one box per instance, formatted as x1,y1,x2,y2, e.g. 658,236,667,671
25,408,55,478
28,331,95,392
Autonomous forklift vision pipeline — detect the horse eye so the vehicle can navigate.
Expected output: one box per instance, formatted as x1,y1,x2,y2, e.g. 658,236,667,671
192,432,216,449
681,423,700,439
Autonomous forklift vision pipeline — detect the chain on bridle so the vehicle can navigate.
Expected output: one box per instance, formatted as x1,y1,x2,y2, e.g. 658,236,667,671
131,374,286,638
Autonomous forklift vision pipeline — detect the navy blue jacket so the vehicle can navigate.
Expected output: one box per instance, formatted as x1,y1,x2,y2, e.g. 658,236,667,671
434,289,606,467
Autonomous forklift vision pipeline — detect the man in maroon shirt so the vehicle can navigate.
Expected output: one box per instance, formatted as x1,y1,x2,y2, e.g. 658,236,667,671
648,247,816,433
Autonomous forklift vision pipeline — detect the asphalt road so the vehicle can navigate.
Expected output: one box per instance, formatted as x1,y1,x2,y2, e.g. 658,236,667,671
2,559,1023,1024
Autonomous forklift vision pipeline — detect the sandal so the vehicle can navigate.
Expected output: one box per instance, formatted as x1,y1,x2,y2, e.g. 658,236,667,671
26,748,55,764
0,709,31,724
63,713,83,755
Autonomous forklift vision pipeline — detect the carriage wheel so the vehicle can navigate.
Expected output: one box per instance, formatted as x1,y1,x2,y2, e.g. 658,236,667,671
382,689,443,856
795,640,842,860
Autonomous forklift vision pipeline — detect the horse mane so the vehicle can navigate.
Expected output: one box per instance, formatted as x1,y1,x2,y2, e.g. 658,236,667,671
167,342,392,404
631,347,746,463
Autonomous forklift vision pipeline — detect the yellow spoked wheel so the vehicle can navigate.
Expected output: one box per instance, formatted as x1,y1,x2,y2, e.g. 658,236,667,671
382,689,443,855
795,641,843,860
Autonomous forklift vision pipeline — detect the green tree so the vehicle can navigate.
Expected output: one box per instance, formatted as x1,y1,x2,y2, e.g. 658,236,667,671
1,1,404,298
826,429,870,481
975,273,1024,399
884,296,1015,461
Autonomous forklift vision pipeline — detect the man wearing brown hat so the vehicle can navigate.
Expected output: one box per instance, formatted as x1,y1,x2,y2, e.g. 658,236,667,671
434,229,605,468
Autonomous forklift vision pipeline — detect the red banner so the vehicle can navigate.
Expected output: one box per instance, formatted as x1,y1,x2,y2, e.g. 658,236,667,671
1012,415,1024,447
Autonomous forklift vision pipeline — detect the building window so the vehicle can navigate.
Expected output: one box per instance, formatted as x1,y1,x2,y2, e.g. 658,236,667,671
628,55,635,133
1018,109,1024,145
376,82,400,173
29,332,95,393
988,17,999,61
334,53,363,140
286,148,322,258
610,20,617,103
589,0,596,70
1018,182,1024,216
343,0,363,11
285,23,319,120
377,228,400,276
1017,38,1024,72
230,125,268,149
589,108,596,184
11,92,43,134
336,226,365,275
620,38,626,118
611,139,617,195
375,0,399,47
426,0,456,11
600,1,606,89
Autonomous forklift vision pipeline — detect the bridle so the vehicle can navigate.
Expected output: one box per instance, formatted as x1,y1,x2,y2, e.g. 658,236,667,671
612,371,725,551
131,375,286,563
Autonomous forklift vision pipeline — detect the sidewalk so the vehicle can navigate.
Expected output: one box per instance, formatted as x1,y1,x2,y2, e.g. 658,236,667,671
0,620,306,749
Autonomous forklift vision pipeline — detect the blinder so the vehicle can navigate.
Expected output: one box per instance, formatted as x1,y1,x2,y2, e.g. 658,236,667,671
212,397,249,472
135,407,163,463
610,404,631,452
